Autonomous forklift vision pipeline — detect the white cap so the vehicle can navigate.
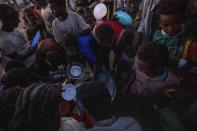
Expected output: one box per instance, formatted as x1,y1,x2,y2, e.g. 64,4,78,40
93,3,107,20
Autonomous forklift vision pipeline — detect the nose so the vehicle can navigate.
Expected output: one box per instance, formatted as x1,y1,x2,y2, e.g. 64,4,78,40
167,26,173,31
131,4,135,8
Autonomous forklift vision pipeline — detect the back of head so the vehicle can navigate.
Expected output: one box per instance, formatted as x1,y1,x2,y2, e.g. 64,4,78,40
46,51,67,68
0,87,22,131
3,67,31,90
8,83,61,131
5,60,26,73
79,82,111,118
0,4,19,32
158,0,188,16
137,43,169,68
94,24,115,47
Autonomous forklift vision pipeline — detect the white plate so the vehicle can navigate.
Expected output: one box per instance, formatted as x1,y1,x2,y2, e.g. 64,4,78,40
61,84,76,101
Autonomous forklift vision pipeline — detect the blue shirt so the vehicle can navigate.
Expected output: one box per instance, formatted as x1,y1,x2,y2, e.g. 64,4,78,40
77,34,96,64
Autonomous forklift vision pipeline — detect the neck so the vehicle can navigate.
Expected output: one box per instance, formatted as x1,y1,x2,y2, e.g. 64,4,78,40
58,12,68,21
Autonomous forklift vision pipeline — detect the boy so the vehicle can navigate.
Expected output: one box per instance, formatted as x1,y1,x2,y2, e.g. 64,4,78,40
153,0,188,61
130,43,180,98
0,4,29,57
49,0,90,44
94,24,115,72
79,82,142,131
32,0,55,35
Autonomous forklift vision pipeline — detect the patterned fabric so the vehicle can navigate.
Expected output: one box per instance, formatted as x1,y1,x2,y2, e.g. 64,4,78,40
153,30,187,58
138,0,160,42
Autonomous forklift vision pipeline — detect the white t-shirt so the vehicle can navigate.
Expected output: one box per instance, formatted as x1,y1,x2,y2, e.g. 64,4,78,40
41,4,55,33
0,28,29,55
52,11,90,43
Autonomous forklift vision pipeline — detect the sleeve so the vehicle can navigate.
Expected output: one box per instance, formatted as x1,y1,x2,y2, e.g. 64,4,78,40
75,13,90,32
52,20,63,43
0,39,15,54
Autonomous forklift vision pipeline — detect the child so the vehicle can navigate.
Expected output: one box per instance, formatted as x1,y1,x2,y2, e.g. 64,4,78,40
153,0,188,62
78,82,142,131
36,38,67,76
124,0,139,18
63,33,83,64
115,29,135,82
0,4,29,57
49,0,90,44
94,24,115,72
130,43,180,99
32,0,55,35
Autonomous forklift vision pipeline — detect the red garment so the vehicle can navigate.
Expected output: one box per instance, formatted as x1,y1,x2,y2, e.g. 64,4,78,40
182,69,197,91
187,44,195,61
105,20,125,41
187,43,197,63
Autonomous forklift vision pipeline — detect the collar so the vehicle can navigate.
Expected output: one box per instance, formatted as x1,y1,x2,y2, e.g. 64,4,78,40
161,24,185,38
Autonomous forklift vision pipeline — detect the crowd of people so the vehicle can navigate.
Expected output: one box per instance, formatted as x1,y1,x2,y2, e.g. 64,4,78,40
0,0,197,131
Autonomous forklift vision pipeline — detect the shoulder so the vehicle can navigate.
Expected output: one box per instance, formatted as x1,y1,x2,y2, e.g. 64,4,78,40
67,11,80,17
118,117,141,125
153,30,163,38
52,18,60,26
60,117,86,131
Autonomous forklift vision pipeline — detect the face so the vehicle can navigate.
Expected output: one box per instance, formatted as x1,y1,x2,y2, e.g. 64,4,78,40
125,0,138,17
50,3,66,20
136,56,165,78
160,14,183,37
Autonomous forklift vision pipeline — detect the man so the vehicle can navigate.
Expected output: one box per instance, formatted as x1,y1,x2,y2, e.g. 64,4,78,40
49,0,90,44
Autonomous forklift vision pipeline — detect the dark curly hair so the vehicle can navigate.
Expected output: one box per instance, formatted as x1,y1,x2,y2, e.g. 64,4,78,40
157,0,188,16
78,82,112,119
0,87,23,131
137,43,169,68
8,83,61,131
0,4,19,30
94,23,115,47
49,0,66,5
